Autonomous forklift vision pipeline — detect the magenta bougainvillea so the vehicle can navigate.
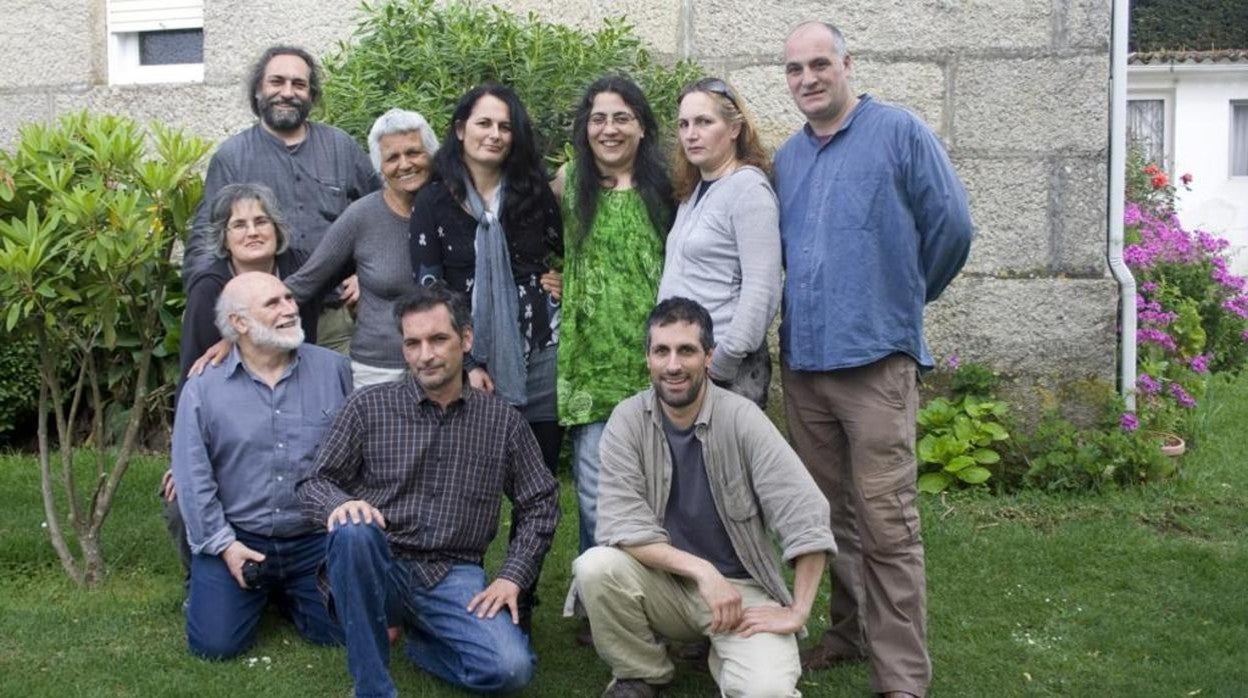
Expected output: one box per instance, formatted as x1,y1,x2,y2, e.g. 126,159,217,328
1119,159,1248,438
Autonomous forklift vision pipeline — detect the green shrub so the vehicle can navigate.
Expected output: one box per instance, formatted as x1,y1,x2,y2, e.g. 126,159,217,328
319,0,703,162
0,338,40,443
916,360,1011,494
0,111,207,584
1011,412,1174,492
1131,0,1248,52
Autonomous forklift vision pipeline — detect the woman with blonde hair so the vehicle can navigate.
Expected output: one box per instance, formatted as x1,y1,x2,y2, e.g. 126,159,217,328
659,77,781,407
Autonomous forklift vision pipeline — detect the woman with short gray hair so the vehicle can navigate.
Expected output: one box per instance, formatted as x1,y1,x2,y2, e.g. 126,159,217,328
283,108,440,388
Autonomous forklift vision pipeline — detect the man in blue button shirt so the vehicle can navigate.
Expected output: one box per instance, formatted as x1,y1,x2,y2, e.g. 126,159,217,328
775,21,973,698
172,272,352,659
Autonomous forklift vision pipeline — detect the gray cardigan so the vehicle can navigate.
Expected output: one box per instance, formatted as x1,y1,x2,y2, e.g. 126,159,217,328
658,166,782,382
285,191,415,369
596,383,836,611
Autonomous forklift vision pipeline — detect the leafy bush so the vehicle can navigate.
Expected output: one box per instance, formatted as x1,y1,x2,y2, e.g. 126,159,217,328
319,0,703,162
1012,411,1174,492
0,338,40,443
1131,0,1248,52
916,360,1011,494
0,112,207,585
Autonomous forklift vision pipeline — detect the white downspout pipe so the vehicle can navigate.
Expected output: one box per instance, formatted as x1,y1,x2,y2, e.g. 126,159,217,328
1108,0,1137,411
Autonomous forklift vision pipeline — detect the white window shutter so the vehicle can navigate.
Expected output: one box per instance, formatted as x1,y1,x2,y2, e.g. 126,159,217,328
107,0,204,34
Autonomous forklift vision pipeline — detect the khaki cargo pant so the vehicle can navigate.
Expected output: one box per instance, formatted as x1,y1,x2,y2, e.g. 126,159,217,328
575,546,802,697
782,353,930,697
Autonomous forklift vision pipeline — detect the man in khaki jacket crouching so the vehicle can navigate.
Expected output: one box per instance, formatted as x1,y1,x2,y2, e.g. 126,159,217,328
576,297,837,698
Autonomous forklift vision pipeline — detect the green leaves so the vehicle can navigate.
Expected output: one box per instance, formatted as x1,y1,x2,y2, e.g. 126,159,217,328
0,110,206,412
319,0,703,164
916,392,1011,493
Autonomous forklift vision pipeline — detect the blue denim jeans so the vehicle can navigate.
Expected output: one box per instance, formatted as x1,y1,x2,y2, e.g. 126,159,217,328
186,529,341,659
325,522,535,697
570,421,606,554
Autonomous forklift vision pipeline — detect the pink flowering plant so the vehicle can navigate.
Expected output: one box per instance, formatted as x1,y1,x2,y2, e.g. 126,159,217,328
1120,153,1248,441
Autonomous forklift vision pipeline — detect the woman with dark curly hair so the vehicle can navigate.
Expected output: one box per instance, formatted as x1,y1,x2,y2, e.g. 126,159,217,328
410,83,564,469
552,75,673,555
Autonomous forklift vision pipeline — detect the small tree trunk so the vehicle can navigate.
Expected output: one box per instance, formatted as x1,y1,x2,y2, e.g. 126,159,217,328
36,380,85,586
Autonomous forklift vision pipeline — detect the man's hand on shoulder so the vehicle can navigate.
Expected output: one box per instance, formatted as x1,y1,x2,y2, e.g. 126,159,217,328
467,578,522,625
327,500,386,532
220,541,266,589
736,605,807,638
695,566,743,634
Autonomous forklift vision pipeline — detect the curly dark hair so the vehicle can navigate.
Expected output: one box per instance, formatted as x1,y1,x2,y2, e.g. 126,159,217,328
433,83,551,236
246,45,321,117
568,75,673,249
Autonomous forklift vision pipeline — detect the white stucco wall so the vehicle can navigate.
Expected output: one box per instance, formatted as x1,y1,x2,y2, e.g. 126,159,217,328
1130,64,1248,274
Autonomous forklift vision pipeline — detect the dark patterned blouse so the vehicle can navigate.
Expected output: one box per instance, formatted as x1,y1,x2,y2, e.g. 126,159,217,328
409,179,563,354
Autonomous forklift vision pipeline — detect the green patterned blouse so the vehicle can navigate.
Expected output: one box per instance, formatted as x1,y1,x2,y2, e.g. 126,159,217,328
556,165,664,427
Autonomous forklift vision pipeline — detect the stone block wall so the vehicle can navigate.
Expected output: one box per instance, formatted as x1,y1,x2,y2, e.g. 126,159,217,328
0,0,1118,383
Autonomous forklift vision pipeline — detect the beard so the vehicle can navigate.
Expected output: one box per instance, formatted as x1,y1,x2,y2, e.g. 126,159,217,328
247,319,305,351
652,369,706,410
259,95,311,132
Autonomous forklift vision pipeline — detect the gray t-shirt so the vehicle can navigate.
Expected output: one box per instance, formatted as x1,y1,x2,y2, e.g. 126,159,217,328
662,414,750,579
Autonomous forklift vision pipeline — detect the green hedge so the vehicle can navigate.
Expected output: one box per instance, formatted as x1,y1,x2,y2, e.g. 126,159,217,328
319,0,702,163
1131,0,1248,52
0,338,40,444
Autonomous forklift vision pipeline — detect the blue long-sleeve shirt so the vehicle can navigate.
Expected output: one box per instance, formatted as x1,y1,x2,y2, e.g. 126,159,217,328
172,344,352,555
774,95,973,371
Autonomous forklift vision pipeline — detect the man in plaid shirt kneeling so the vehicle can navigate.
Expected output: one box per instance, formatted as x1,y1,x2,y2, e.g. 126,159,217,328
297,281,559,697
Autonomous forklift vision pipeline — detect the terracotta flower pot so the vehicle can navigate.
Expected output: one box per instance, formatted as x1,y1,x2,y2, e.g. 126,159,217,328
1153,432,1186,458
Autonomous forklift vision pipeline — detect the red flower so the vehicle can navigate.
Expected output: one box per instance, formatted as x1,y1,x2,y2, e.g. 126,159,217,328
1180,172,1193,186
1151,173,1169,189
1143,164,1161,176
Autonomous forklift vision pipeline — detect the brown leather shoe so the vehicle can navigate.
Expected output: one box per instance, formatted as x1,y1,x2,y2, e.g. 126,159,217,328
575,620,595,647
799,641,867,671
668,638,711,673
601,678,664,697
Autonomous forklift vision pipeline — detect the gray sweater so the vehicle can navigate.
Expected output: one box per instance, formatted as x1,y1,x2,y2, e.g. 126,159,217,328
658,166,781,382
285,191,416,369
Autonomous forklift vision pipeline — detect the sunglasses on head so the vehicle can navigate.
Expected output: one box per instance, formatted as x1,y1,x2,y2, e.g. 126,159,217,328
688,78,740,110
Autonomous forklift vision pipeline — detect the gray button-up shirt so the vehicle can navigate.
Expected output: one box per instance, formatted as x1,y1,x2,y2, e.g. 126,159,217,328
172,344,352,555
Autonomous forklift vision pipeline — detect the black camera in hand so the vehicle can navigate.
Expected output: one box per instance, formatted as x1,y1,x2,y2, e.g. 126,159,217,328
242,559,267,590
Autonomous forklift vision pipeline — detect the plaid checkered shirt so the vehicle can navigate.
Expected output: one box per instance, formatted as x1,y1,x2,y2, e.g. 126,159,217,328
297,375,559,590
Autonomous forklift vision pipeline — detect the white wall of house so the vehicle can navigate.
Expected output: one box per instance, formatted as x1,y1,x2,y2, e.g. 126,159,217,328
1130,63,1248,274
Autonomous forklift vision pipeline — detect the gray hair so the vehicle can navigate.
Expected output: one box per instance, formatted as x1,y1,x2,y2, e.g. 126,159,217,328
790,21,849,57
206,183,291,259
367,108,440,174
213,284,248,342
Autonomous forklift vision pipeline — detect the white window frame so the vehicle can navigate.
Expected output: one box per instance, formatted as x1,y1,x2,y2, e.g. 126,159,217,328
1126,89,1175,171
107,0,204,85
1231,100,1248,179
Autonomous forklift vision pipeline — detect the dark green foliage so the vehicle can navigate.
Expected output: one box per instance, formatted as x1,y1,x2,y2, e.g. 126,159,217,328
0,338,40,443
1130,0,1248,52
1009,412,1174,491
949,361,999,398
319,0,703,163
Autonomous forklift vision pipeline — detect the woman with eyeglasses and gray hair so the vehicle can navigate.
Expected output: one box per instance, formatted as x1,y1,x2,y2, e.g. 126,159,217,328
659,77,782,408
283,108,440,388
178,182,319,401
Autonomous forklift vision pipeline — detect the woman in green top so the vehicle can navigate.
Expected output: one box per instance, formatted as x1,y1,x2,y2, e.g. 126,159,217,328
553,76,674,553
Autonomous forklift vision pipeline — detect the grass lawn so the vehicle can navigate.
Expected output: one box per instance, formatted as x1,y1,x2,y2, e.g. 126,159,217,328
2,373,1246,697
